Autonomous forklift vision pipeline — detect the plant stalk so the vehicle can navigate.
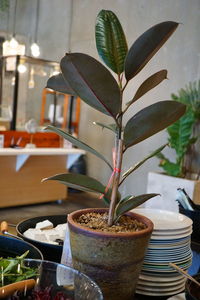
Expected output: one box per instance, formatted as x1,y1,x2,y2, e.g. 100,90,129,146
108,139,123,226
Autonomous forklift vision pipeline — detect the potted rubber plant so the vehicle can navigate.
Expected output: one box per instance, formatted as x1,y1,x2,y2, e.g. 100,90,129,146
43,10,185,300
147,80,200,212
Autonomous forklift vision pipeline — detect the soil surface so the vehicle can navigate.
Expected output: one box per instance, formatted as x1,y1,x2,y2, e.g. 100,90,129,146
76,212,147,233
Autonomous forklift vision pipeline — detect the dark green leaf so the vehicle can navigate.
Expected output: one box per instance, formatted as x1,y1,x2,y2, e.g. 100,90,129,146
101,194,110,205
125,21,179,81
42,173,107,194
46,73,77,96
158,154,182,177
127,70,168,106
121,143,167,182
114,194,159,221
117,195,133,205
101,188,120,205
45,125,113,170
124,101,186,149
60,53,121,118
96,10,128,74
171,80,200,118
94,121,118,133
167,108,195,160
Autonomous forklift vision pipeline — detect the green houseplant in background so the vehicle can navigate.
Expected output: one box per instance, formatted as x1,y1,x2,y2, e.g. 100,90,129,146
0,0,9,12
43,10,185,300
157,80,200,179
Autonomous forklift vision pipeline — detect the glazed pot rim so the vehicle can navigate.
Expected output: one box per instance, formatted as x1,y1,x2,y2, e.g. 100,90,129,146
67,208,154,238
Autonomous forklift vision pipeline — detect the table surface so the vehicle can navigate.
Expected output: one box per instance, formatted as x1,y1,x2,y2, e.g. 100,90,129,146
0,147,86,155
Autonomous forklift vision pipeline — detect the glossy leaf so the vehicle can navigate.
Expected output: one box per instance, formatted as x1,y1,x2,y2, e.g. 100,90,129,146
42,173,107,194
121,143,167,183
60,53,120,118
93,121,118,133
117,195,132,205
46,73,77,96
45,125,113,170
96,10,128,74
126,70,168,106
125,21,179,81
157,109,195,177
114,193,159,221
101,188,121,205
157,152,182,177
167,108,195,160
124,101,186,149
171,80,200,116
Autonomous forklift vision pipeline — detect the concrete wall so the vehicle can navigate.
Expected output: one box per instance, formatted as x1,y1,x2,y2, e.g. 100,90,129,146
0,0,199,200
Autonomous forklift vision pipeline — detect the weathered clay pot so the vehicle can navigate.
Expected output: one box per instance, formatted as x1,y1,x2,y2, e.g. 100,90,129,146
67,208,153,300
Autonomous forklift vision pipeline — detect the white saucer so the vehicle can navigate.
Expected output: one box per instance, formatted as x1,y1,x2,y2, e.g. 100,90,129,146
137,277,185,286
133,208,192,230
139,273,183,282
150,229,192,240
137,280,185,292
136,285,185,296
152,227,192,235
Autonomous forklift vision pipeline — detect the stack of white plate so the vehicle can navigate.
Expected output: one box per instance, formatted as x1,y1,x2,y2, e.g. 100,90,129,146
133,208,193,297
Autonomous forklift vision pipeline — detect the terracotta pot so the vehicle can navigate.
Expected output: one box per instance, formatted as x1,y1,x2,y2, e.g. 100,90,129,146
67,208,153,300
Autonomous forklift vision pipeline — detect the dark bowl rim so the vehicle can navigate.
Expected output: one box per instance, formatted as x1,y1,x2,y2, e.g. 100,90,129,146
0,235,44,259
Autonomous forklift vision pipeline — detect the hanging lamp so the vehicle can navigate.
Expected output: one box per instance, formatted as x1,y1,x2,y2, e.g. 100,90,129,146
3,0,25,56
31,0,40,57
9,0,18,52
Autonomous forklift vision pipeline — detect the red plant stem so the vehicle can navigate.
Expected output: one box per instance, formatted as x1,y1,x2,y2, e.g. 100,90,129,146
108,139,123,226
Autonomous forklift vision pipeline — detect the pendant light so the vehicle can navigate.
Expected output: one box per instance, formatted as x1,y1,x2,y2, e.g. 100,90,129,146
31,0,40,57
3,0,25,56
9,0,18,52
2,1,10,54
3,0,18,55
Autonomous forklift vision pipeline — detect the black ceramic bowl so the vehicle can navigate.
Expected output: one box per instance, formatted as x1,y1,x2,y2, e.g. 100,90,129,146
185,273,200,300
16,215,67,262
0,235,43,259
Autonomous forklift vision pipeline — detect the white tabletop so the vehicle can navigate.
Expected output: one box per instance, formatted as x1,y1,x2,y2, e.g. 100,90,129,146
0,147,85,156
0,147,86,170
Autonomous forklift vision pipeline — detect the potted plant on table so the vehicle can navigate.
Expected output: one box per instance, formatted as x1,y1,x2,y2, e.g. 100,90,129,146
147,80,200,211
43,10,185,300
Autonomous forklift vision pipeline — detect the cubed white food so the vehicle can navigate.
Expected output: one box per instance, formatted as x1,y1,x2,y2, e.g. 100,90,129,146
55,224,67,239
35,220,54,230
47,234,60,242
23,220,67,245
23,228,37,240
34,232,48,242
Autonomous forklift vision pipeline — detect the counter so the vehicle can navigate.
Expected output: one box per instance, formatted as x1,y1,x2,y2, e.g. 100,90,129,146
0,147,85,207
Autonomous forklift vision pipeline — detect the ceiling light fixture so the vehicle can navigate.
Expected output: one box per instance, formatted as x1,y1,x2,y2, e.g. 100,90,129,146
17,63,27,73
31,0,40,57
3,0,25,56
10,0,18,51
